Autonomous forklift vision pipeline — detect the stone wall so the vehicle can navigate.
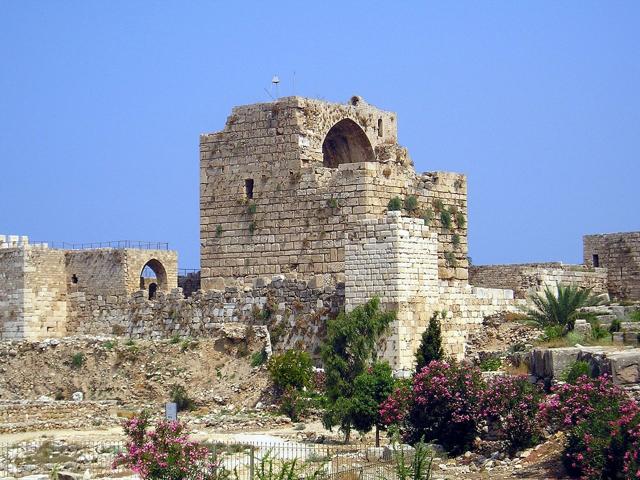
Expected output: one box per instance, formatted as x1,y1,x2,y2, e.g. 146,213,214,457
0,236,179,340
469,263,608,299
66,277,343,356
345,212,439,369
0,245,26,339
200,96,468,290
584,232,640,300
0,239,67,340
343,213,518,372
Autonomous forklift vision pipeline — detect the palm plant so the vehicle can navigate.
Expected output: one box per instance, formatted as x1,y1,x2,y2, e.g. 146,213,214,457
524,284,604,331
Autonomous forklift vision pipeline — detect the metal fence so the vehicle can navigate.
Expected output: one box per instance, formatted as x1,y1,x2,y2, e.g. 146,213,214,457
30,240,170,251
0,439,400,479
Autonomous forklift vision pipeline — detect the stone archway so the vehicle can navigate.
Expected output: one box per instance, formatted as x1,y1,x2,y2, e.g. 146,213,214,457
140,259,168,298
322,118,375,168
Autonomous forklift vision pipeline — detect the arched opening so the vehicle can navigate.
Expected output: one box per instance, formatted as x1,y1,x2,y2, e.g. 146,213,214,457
322,118,375,168
139,259,168,298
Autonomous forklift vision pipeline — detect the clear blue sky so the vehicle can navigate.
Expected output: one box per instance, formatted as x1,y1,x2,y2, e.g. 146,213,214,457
1,1,638,269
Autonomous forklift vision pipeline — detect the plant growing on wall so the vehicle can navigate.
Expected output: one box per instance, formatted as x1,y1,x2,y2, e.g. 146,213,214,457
215,225,223,237
327,197,339,209
248,221,257,234
247,202,257,214
404,195,418,212
388,197,403,211
440,209,452,230
433,199,444,212
455,211,466,229
415,312,444,373
452,233,460,248
444,251,457,268
422,208,434,226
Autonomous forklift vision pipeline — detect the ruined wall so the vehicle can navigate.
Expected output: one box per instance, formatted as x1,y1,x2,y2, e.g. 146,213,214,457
200,96,468,290
66,277,343,356
65,249,178,299
584,232,640,300
469,263,608,299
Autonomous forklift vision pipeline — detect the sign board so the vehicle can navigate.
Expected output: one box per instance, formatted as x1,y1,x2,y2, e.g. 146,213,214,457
165,402,178,421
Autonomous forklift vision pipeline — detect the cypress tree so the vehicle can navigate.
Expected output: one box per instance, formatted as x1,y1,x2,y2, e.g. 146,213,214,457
415,311,444,372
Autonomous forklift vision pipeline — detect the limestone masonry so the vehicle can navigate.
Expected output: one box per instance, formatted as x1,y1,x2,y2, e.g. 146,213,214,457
1,95,639,372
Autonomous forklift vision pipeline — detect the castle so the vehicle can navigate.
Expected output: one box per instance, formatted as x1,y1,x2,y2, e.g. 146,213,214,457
1,95,638,373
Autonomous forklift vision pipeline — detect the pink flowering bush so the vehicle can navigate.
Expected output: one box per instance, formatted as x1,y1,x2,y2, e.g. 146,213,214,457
113,413,222,480
401,360,485,453
540,374,640,479
379,382,412,427
481,375,544,453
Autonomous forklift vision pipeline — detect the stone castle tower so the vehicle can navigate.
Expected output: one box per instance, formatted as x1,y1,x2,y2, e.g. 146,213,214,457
199,95,469,290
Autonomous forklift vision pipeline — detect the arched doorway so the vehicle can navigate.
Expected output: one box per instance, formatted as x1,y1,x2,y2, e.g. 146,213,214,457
322,118,375,168
139,259,168,299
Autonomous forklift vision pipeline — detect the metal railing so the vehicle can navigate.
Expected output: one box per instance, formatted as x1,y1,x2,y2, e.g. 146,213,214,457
30,240,170,251
178,268,201,276
0,439,398,479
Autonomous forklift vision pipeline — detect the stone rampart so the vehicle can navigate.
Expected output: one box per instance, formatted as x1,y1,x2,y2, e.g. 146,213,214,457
469,263,608,299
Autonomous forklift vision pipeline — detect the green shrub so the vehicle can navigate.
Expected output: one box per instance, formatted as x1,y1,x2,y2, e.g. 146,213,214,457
479,357,502,372
561,360,590,384
440,209,452,230
248,221,257,234
544,325,564,340
170,334,181,344
590,319,609,340
388,196,403,211
71,353,85,369
278,387,310,421
609,318,622,335
169,384,195,412
421,208,434,226
102,340,116,350
404,195,418,212
444,251,457,267
455,211,466,229
251,348,268,367
267,349,313,393
391,438,434,480
326,197,338,209
452,233,460,247
433,199,444,212
629,310,640,322
247,202,257,214
215,225,223,237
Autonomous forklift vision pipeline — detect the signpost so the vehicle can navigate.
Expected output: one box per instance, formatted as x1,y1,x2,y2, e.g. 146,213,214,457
165,402,178,421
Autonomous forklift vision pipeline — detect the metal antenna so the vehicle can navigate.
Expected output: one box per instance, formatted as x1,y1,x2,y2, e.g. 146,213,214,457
271,75,280,99
292,71,296,96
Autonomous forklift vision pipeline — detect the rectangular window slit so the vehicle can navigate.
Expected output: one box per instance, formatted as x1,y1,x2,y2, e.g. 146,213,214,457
245,179,254,199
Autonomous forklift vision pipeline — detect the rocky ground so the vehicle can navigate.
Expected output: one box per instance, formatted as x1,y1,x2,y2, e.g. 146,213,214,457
0,316,577,479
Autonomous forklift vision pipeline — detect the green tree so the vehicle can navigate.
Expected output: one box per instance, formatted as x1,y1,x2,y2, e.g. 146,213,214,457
415,312,444,373
321,297,395,441
524,284,604,332
267,349,313,393
350,362,395,446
